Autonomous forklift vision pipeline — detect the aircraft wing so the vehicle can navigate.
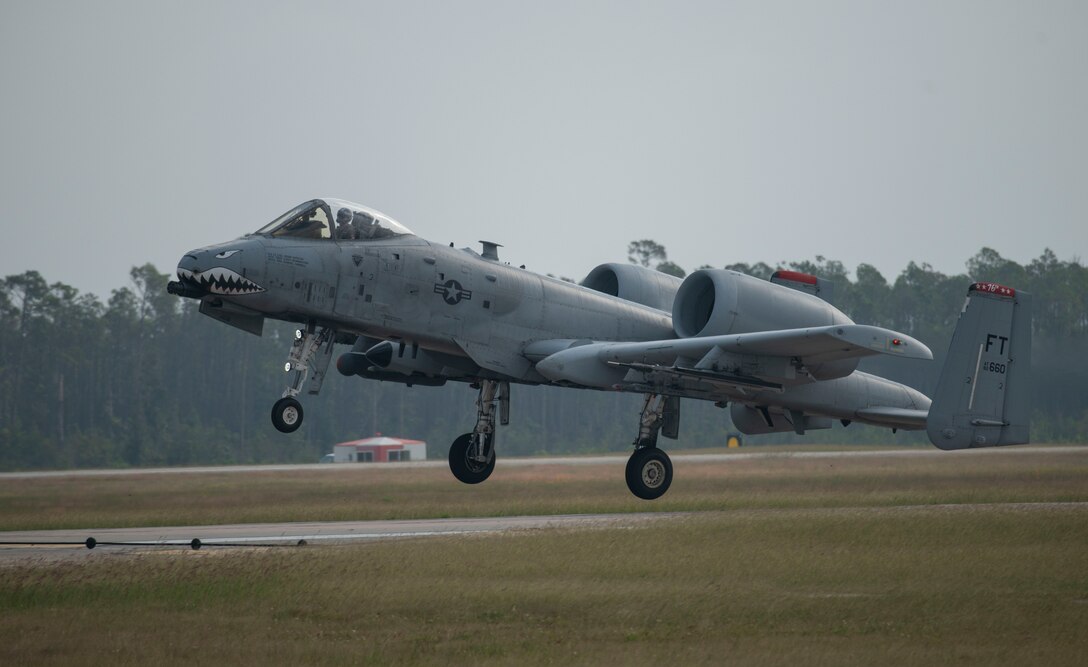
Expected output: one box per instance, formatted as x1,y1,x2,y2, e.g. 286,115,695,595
530,324,931,389
599,324,931,365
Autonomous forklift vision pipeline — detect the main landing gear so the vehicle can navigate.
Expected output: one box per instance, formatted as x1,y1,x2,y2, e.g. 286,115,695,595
625,394,677,500
271,325,335,433
444,387,678,500
448,380,509,484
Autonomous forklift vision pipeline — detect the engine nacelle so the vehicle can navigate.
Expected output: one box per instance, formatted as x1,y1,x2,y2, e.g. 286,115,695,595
672,269,858,380
730,403,833,435
672,269,853,338
581,263,683,312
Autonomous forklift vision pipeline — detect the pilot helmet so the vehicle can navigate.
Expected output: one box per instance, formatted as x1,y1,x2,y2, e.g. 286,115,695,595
336,207,353,224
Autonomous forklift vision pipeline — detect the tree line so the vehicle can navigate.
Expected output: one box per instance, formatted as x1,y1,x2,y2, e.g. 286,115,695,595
1,247,1085,470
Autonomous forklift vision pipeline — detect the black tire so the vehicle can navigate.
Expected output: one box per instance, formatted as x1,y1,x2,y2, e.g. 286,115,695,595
625,447,673,500
271,396,304,433
448,432,495,484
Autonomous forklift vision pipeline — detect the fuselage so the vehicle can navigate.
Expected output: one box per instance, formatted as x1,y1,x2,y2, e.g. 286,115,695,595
173,199,674,384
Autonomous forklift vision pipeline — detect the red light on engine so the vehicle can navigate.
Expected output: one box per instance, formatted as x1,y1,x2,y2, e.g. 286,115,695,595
892,338,901,346
771,270,818,285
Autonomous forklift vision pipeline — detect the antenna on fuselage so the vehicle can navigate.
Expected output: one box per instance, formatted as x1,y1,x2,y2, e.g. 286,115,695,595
479,240,502,261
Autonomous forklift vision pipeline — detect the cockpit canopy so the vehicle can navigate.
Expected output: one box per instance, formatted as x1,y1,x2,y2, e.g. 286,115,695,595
253,199,413,241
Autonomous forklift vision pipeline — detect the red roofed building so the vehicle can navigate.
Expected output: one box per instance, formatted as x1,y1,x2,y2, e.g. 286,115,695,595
333,436,427,463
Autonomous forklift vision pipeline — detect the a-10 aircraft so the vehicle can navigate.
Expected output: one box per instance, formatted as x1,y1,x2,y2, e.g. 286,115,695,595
168,198,1032,499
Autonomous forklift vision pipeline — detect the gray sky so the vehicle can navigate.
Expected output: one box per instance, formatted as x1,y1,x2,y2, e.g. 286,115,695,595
2,0,1086,299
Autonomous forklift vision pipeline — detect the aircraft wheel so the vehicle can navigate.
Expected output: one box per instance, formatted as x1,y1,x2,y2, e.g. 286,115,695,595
625,447,673,500
271,397,303,433
448,432,495,484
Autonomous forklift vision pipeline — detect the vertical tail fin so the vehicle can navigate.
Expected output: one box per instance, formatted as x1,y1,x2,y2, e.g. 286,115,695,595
927,282,1032,450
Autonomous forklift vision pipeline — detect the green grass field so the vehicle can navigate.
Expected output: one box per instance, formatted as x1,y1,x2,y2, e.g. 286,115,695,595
1,447,1086,665
0,447,1085,530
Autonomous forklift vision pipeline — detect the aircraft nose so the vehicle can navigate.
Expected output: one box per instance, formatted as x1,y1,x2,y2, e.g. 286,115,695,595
167,251,207,298
171,242,267,297
176,251,200,274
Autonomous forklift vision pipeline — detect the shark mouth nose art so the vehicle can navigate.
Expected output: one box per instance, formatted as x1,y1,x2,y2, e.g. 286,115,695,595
177,267,265,295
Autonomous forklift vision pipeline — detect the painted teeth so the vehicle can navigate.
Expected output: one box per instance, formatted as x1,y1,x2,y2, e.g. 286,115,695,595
177,266,264,295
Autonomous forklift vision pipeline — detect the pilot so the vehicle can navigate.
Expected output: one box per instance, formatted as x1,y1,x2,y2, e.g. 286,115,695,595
336,208,357,240
356,211,378,239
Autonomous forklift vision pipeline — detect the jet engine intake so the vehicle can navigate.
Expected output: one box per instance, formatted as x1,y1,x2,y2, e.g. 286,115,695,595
581,263,683,312
672,269,853,339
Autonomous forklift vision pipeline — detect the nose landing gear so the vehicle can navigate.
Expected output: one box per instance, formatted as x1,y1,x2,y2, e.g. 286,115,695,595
271,325,335,433
272,396,304,433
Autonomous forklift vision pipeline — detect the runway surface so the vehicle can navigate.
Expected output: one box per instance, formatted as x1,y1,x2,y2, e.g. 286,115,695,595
4,503,1085,566
0,445,1080,480
2,446,1082,565
0,513,672,564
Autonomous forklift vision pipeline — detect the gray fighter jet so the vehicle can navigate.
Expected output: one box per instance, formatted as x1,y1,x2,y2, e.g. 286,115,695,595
168,198,1032,499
